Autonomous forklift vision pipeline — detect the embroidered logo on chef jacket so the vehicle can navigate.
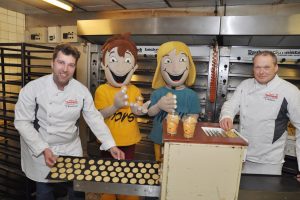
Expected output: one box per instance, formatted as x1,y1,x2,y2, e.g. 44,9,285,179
64,99,79,107
264,93,278,101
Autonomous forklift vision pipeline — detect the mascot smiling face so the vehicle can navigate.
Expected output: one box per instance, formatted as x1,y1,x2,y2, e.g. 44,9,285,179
152,41,196,89
101,33,138,88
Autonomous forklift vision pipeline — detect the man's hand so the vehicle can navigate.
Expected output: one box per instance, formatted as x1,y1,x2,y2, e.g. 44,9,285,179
296,174,300,182
219,118,233,131
43,148,57,167
157,95,177,113
109,146,125,160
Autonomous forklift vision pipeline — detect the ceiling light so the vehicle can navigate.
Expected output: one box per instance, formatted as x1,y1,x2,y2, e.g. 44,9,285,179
42,0,73,12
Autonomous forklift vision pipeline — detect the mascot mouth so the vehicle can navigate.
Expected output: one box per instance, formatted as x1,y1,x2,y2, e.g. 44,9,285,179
110,69,130,84
167,71,184,82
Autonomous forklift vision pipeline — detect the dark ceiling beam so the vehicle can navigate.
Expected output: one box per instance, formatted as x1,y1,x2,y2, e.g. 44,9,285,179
65,0,88,12
112,0,127,10
163,0,172,7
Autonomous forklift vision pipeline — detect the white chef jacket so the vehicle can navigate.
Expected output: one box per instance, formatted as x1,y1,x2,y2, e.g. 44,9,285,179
220,75,300,174
14,74,116,182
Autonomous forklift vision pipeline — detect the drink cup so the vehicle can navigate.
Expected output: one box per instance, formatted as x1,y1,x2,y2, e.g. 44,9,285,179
182,115,197,138
166,112,180,135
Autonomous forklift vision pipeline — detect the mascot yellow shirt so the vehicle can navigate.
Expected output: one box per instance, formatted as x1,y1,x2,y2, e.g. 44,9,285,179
94,84,142,146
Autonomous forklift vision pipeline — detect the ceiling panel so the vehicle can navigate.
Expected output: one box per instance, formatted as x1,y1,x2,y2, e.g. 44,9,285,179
167,0,220,7
223,0,278,6
115,0,168,9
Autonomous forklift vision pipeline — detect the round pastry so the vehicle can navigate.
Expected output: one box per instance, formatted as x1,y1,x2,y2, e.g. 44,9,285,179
88,160,95,165
97,160,104,165
57,157,64,162
145,163,151,169
103,176,110,182
65,163,72,168
101,171,108,177
140,168,147,174
104,160,111,166
110,171,117,177
73,158,79,163
149,169,155,174
84,170,91,175
130,178,137,184
66,168,73,174
85,175,92,181
136,173,142,179
99,165,106,171
90,165,97,171
128,162,135,167
58,168,66,174
124,167,130,173
50,167,57,173
80,164,85,170
65,158,71,163
74,163,80,169
132,168,139,173
107,166,114,172
79,158,86,164
57,163,64,168
120,161,127,167
67,174,75,180
152,174,159,180
76,174,84,180
113,162,119,167
92,171,99,176
51,172,58,179
153,163,160,169
127,172,134,178
121,177,128,184
112,177,119,183
59,173,66,179
148,179,155,185
118,172,125,178
115,167,122,172
138,178,146,184
74,169,82,175
95,176,102,182
144,173,150,179
137,163,144,168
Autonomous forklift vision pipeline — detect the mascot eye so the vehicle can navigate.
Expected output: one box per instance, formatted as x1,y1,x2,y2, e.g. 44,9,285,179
179,57,187,62
125,58,131,64
163,58,172,64
109,57,118,63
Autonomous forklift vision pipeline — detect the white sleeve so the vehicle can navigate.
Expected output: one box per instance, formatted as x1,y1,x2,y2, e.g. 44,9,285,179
81,89,116,151
287,88,300,172
14,86,49,157
219,82,244,121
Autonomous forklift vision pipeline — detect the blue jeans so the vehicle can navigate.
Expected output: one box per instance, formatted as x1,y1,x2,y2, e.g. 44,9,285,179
36,182,85,200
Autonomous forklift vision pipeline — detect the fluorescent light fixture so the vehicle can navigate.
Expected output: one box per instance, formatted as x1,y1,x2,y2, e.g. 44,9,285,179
42,0,73,12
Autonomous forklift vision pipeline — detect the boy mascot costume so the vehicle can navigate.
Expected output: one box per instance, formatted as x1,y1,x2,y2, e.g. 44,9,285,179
148,41,201,161
94,33,149,200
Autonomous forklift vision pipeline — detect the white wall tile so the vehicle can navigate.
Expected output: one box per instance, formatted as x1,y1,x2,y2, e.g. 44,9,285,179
0,7,7,14
8,24,16,32
7,16,16,25
0,14,7,23
7,10,16,17
1,31,9,39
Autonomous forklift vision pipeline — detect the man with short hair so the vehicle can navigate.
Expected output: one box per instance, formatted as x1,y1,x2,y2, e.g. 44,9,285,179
14,43,124,200
220,51,300,175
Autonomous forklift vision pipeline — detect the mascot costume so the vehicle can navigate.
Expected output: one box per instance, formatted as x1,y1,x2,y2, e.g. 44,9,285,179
94,33,149,200
148,41,201,161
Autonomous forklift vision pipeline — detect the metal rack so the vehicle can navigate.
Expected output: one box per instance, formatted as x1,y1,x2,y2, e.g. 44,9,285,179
0,43,53,199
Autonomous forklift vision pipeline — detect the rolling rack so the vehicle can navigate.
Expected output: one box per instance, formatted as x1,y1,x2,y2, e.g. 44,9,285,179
0,43,53,199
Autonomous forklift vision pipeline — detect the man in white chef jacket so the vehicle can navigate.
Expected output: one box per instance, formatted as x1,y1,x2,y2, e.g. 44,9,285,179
14,43,125,200
219,51,300,176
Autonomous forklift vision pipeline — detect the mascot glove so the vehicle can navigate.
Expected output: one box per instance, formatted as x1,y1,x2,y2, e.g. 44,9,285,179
157,95,177,113
114,90,128,109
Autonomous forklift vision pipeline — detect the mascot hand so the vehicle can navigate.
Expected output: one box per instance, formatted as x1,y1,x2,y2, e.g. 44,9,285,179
157,95,177,113
114,90,128,109
130,100,151,115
